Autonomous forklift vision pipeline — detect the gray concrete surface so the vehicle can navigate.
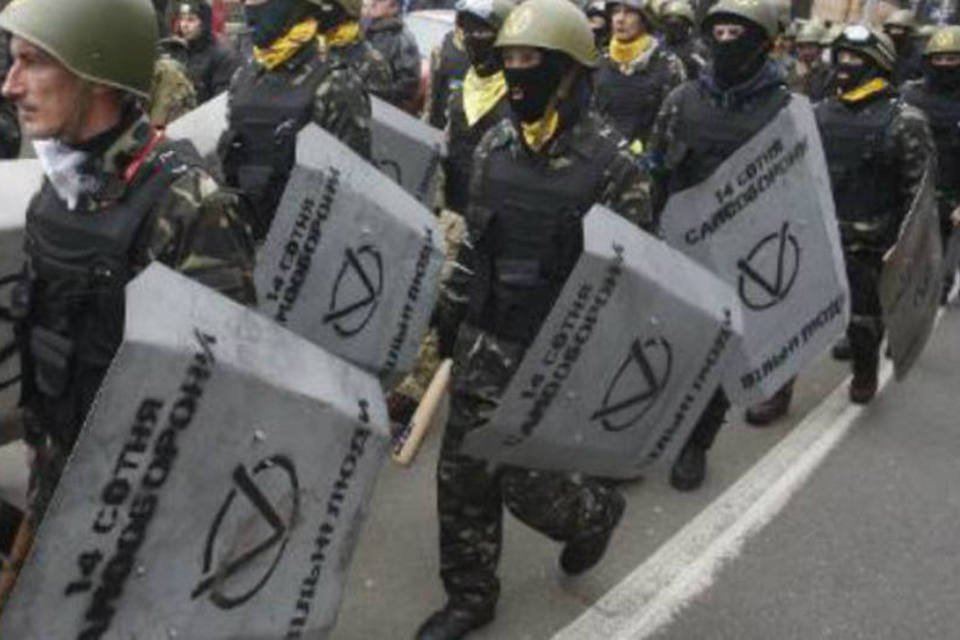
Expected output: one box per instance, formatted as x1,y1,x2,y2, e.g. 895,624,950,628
651,309,960,640
332,355,849,640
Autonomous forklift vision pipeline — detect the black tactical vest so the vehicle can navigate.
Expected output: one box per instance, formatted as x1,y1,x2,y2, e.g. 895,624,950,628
667,81,791,194
467,125,620,343
595,48,676,144
815,95,901,247
222,48,330,239
903,82,960,194
21,140,201,447
444,81,510,212
428,32,470,129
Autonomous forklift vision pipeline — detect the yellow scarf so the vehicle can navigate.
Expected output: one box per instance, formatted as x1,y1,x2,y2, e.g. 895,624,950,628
609,34,653,67
840,77,890,104
254,18,319,71
320,20,362,49
521,109,561,152
463,68,507,127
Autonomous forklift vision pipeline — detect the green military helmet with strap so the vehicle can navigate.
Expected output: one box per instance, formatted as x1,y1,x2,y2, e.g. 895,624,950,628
832,24,896,73
795,19,826,45
703,0,781,42
496,0,599,68
604,0,659,27
661,0,695,24
925,25,960,56
456,0,517,31
0,0,159,99
883,8,917,32
306,0,364,18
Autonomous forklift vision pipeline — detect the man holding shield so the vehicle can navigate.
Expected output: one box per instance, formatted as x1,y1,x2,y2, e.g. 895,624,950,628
421,0,654,637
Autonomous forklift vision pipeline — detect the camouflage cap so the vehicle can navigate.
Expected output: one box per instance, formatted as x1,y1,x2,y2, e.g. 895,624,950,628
496,0,599,68
0,0,158,98
925,25,960,56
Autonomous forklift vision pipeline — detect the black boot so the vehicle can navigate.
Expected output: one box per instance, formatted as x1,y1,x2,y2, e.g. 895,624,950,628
416,604,494,640
559,491,626,576
670,442,706,492
848,325,880,405
745,379,795,427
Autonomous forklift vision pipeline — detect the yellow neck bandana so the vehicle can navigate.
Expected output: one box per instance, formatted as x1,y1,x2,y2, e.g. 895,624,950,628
463,68,507,127
521,109,561,152
609,34,653,67
254,18,319,71
321,20,362,49
840,77,890,103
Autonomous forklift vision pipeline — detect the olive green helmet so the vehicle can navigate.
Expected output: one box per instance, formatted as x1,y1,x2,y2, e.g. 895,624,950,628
883,8,917,31
661,0,695,24
703,0,781,41
604,0,659,26
307,0,364,18
925,25,960,56
496,0,599,68
832,24,896,73
456,0,517,31
0,0,158,98
795,19,825,45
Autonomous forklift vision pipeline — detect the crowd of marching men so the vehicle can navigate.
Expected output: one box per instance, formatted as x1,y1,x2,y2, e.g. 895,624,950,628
0,0,958,638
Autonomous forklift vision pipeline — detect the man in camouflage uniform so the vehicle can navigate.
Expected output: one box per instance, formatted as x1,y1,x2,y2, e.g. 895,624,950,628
594,0,686,153
312,0,393,100
884,9,924,84
0,0,255,523
420,1,653,637
219,0,371,240
427,23,470,129
0,30,19,158
787,19,831,101
661,0,708,80
817,25,934,403
648,0,793,484
363,0,422,110
903,25,960,303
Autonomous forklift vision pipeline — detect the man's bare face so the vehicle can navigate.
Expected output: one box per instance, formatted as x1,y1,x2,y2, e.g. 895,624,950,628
1,36,91,141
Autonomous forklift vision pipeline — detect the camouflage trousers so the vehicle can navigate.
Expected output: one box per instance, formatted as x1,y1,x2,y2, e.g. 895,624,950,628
436,326,623,614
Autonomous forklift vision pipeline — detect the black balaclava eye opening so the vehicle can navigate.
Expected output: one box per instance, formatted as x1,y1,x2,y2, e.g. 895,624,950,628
458,13,500,75
706,16,771,89
504,50,574,123
663,17,691,45
833,49,884,93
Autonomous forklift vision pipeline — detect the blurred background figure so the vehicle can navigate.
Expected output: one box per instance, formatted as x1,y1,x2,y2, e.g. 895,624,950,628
661,0,708,79
787,18,831,100
172,0,240,103
364,0,422,110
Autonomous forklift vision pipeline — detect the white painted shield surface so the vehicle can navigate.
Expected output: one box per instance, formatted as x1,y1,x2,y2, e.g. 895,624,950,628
255,124,444,382
166,92,228,158
0,264,390,640
370,96,445,208
880,169,943,379
660,97,849,406
461,206,742,479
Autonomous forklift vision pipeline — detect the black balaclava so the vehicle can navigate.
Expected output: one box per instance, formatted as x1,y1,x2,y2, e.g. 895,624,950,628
924,60,960,92
503,49,573,123
312,0,349,32
662,16,691,45
833,50,884,94
706,16,771,88
246,0,302,48
458,13,500,75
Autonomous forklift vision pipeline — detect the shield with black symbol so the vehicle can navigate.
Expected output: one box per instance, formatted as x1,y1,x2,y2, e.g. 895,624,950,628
461,206,743,479
0,264,390,640
660,96,850,406
879,169,943,379
254,124,445,383
371,96,445,208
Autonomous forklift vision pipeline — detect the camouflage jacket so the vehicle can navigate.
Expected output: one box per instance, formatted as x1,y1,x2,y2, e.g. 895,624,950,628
322,36,394,104
434,111,655,353
149,55,199,128
365,16,422,109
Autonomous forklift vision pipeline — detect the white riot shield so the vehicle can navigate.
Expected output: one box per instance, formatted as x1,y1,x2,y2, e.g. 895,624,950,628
660,96,849,406
879,170,943,379
461,206,743,479
0,264,390,640
165,92,229,159
255,124,444,382
370,97,445,208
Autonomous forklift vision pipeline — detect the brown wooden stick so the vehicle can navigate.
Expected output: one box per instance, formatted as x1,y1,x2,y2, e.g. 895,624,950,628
392,359,453,467
0,516,33,614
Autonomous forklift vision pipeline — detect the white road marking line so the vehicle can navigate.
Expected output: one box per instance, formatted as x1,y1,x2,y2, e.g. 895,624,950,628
553,360,895,640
